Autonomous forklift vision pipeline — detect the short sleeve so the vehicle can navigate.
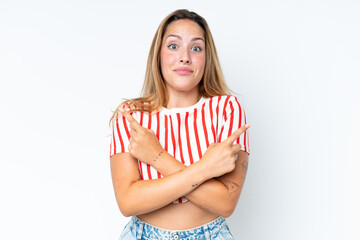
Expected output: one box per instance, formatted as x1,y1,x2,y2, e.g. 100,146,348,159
218,96,250,154
109,111,131,157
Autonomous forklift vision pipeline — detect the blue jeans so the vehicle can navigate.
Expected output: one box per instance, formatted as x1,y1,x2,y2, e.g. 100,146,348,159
119,216,234,240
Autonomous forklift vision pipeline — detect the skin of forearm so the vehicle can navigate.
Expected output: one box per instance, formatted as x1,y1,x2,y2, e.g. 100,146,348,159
119,161,207,217
151,151,238,217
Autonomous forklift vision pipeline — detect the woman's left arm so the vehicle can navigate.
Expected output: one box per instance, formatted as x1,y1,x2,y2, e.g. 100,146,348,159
153,148,248,218
123,110,249,217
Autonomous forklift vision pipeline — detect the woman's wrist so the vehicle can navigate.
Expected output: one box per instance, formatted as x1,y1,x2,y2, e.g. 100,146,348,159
150,150,211,182
188,160,209,184
191,159,212,181
151,150,186,175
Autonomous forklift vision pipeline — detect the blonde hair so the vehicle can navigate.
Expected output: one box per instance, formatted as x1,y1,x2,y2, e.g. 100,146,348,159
111,9,231,121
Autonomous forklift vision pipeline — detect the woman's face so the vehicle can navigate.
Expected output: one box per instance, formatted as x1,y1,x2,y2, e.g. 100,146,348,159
160,19,206,96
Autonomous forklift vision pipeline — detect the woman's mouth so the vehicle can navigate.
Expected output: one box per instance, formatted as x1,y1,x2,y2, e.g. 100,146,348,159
174,67,193,76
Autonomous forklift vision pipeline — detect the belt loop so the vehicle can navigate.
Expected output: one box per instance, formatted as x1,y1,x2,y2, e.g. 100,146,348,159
136,219,144,240
203,224,211,240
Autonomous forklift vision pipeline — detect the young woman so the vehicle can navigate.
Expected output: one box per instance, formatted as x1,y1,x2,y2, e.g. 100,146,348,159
109,9,250,240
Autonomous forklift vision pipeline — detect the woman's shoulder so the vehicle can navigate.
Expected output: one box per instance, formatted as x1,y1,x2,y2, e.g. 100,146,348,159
110,101,142,122
207,95,243,106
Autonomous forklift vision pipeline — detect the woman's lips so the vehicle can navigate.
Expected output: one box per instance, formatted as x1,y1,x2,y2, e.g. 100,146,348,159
174,67,193,76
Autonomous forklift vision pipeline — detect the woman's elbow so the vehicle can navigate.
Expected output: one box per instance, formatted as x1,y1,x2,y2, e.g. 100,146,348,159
220,209,234,218
219,202,237,218
119,206,133,218
117,197,137,217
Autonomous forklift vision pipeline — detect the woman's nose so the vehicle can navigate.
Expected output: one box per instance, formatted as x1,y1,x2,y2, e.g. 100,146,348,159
179,49,191,64
180,59,191,64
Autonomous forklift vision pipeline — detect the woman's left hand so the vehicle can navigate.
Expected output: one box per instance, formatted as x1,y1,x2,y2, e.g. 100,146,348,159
120,109,164,165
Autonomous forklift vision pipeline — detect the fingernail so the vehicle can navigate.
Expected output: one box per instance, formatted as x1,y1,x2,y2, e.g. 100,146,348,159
245,123,250,128
119,108,124,113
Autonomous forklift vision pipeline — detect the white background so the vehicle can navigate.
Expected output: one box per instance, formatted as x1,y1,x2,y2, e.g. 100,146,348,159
1,0,359,239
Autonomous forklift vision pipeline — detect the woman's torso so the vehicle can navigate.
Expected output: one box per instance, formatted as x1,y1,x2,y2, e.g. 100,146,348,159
138,202,219,230
112,95,248,229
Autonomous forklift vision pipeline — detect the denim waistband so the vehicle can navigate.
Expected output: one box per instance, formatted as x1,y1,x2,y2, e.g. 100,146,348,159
132,216,227,240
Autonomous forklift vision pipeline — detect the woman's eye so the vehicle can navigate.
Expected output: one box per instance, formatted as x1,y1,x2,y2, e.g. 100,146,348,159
192,46,202,52
168,44,178,50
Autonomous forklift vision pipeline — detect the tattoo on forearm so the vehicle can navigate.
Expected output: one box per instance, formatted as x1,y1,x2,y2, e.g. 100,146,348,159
241,159,248,174
224,180,240,196
153,151,163,162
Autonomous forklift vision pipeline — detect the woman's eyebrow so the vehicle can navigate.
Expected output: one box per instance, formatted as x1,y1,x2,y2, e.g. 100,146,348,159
192,37,205,42
167,34,182,40
166,34,205,42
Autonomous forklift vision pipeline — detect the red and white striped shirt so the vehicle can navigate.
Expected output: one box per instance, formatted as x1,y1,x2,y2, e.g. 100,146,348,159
110,95,249,203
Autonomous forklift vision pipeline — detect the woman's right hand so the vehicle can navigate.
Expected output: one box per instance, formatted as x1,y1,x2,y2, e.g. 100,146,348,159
119,108,164,166
199,124,250,179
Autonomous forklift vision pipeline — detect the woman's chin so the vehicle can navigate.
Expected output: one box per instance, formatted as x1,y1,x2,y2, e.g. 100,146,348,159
165,79,201,94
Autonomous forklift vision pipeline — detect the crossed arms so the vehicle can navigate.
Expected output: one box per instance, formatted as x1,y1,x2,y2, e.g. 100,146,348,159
110,109,249,217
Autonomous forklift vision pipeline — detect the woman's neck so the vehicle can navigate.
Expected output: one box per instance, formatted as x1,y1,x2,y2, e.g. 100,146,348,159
166,90,200,109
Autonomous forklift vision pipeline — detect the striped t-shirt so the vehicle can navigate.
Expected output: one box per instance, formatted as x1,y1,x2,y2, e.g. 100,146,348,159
110,95,249,203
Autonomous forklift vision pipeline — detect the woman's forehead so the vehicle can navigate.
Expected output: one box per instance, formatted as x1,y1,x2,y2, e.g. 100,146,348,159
164,19,204,39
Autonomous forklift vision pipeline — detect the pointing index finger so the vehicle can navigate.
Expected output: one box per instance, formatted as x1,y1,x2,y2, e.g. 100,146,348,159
119,108,141,131
224,123,250,145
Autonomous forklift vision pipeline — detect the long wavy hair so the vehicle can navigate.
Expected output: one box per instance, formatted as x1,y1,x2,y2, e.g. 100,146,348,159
110,9,231,121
